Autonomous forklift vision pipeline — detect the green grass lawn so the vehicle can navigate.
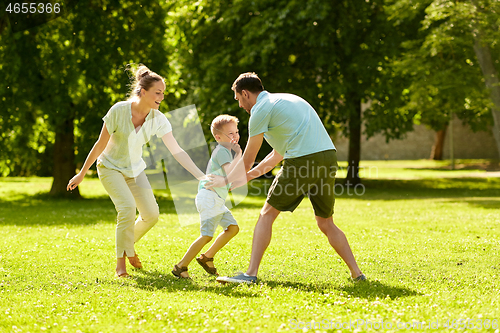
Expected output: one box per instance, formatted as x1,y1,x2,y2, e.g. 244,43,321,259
1,160,500,332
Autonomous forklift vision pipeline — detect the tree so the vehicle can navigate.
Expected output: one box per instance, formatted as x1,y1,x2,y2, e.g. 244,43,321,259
367,0,499,159
170,0,424,185
430,128,448,160
0,26,54,177
0,0,172,196
471,0,500,157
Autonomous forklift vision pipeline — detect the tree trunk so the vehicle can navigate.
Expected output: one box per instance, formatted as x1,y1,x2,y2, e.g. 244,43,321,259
473,35,500,158
0,13,8,34
430,126,447,160
345,97,362,186
50,116,81,198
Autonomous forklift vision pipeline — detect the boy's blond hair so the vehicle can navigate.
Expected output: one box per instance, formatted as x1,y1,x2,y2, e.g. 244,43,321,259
211,114,239,139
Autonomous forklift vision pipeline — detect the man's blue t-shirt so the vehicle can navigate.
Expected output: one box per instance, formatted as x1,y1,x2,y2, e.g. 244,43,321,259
249,91,335,159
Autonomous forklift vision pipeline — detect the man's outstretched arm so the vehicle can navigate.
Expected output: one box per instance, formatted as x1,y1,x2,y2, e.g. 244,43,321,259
246,149,283,182
242,133,264,171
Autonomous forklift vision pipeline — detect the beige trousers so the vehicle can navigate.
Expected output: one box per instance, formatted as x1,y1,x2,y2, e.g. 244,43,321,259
97,165,160,258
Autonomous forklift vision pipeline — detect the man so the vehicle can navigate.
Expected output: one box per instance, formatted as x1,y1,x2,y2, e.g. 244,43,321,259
213,72,365,284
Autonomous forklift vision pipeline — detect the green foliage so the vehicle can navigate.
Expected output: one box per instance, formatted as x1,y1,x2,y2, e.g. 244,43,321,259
169,0,424,155
0,24,52,176
367,0,499,137
0,0,173,177
2,0,499,178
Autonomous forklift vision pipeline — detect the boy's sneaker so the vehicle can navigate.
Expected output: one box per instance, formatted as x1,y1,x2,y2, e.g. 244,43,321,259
216,273,257,284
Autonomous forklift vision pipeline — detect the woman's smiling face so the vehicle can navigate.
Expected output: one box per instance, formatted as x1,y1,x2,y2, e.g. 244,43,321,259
142,80,165,109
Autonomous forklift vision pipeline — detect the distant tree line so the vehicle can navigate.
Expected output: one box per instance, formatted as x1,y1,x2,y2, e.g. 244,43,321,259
0,0,498,196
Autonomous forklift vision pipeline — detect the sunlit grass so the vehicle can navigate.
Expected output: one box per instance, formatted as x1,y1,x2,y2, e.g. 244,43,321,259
1,161,500,332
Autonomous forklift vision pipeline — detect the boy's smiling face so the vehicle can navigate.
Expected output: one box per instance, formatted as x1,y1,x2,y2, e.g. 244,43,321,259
215,122,239,144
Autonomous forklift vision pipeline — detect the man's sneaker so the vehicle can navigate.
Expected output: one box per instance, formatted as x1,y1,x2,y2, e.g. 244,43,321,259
216,273,257,284
353,274,367,282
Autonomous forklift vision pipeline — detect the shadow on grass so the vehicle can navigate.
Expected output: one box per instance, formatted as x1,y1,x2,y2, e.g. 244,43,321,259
108,270,419,301
0,184,268,226
336,280,420,300
261,279,418,300
0,194,179,226
447,199,500,210
116,269,259,298
401,159,500,172
95,261,422,300
1,178,499,226
346,178,500,201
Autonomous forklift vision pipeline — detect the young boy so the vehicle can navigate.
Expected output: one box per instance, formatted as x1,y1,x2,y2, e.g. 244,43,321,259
172,115,241,279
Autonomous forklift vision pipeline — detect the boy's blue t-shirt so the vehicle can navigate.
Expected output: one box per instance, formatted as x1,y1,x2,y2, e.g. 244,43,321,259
249,91,335,159
198,144,233,200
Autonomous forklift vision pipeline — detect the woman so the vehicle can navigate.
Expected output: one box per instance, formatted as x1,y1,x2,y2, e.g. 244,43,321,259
67,65,208,278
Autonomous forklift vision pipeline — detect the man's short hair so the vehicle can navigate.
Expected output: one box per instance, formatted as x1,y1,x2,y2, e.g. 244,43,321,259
231,72,264,94
211,114,239,138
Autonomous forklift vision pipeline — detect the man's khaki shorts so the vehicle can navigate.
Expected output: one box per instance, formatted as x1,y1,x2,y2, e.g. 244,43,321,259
267,149,338,218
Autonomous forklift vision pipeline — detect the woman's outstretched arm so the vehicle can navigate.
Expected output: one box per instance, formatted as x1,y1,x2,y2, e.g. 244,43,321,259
67,124,110,191
161,132,207,181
